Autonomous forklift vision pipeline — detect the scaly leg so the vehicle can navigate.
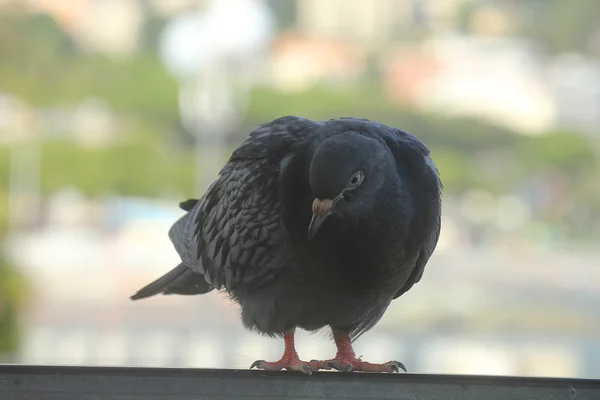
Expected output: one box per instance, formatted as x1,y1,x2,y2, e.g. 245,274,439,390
250,329,316,375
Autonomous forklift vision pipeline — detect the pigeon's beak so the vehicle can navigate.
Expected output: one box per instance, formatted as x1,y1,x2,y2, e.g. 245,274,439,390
307,197,336,240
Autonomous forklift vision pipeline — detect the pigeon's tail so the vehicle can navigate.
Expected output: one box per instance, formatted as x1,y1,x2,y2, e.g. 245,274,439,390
130,263,213,300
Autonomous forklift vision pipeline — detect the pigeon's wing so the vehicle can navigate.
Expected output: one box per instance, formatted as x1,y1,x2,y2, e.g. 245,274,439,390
169,116,321,292
162,197,203,266
370,122,443,299
393,213,441,299
345,217,440,339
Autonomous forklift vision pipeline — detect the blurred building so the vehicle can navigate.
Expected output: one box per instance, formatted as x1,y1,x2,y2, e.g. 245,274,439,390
385,35,557,134
545,53,600,136
295,0,474,43
270,33,366,92
296,0,412,43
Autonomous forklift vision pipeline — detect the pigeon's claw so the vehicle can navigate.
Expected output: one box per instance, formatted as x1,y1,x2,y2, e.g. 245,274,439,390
347,359,406,373
309,358,406,373
309,359,348,372
251,358,314,375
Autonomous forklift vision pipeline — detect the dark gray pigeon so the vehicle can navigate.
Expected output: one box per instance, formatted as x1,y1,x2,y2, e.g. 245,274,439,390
131,116,442,374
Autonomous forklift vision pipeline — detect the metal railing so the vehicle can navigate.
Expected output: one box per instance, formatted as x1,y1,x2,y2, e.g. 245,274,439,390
1,364,599,400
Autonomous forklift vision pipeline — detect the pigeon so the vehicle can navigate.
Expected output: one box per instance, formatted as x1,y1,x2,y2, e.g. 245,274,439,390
131,116,442,374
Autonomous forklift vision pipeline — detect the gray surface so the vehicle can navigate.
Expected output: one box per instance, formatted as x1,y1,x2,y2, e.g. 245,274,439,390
1,365,599,400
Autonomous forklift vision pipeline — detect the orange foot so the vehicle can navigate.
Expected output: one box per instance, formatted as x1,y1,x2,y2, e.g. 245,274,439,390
250,330,318,375
309,328,407,373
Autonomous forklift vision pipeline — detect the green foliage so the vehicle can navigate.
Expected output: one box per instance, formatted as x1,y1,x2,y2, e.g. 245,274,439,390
0,10,76,60
270,0,297,30
6,81,590,213
519,132,596,172
0,254,28,358
0,10,76,105
514,0,600,55
36,137,195,198
0,9,179,121
80,54,179,121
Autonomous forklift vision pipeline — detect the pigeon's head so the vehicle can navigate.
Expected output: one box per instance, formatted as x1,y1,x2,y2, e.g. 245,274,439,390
307,132,396,239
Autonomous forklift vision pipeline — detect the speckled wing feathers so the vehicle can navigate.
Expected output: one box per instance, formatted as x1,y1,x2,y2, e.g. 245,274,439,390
195,159,283,290
168,200,203,271
169,116,321,292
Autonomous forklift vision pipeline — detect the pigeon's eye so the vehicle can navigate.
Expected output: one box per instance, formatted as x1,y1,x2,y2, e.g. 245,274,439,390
347,171,364,189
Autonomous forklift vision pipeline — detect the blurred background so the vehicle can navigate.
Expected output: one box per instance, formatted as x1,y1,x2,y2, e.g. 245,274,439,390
0,0,599,379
